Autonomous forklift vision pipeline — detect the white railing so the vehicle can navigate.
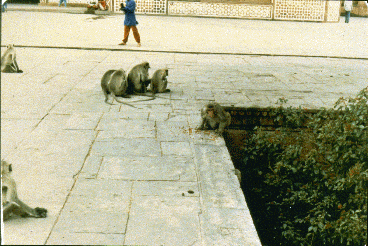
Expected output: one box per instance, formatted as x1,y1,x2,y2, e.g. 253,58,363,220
168,2,273,19
114,0,166,14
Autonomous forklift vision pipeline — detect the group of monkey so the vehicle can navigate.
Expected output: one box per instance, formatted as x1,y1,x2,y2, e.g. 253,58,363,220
101,61,170,108
1,45,232,221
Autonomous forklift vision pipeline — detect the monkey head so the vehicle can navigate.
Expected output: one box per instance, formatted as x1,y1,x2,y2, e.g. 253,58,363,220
206,104,216,118
142,62,150,70
1,160,12,175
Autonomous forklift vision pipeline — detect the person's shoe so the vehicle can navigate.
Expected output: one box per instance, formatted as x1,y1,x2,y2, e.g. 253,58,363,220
119,42,126,45
137,43,141,47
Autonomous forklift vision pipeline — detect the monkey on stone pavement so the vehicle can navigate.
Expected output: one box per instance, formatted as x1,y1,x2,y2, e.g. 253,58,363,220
127,61,151,94
1,160,47,221
196,102,231,135
1,44,23,73
150,68,170,94
101,69,137,108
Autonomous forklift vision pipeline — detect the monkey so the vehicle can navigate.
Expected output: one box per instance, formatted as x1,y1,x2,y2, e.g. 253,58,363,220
1,44,23,73
150,68,170,94
125,61,157,102
101,69,137,108
1,160,47,221
127,61,151,94
196,102,231,135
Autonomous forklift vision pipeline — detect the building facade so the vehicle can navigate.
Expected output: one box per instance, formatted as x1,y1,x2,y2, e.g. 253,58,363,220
41,0,342,22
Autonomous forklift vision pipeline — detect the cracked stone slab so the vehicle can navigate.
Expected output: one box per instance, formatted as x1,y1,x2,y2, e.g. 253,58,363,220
97,156,196,181
161,141,192,157
3,216,55,245
46,232,125,245
66,179,132,209
51,101,109,114
64,112,103,130
156,121,190,141
190,131,227,146
148,112,170,121
0,118,40,154
53,210,128,234
124,196,201,246
200,207,261,246
194,144,247,209
52,179,131,234
96,119,155,139
132,181,199,197
91,138,161,157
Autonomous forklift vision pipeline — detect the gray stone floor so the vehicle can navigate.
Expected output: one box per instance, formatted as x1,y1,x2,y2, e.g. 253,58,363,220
1,8,367,246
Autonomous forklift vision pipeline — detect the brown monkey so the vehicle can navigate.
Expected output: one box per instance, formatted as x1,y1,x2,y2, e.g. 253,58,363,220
1,44,23,73
100,69,137,108
196,102,231,135
1,160,47,221
127,61,151,94
150,68,170,94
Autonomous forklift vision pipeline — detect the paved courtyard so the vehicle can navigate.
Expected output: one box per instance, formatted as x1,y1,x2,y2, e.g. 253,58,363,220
1,7,368,245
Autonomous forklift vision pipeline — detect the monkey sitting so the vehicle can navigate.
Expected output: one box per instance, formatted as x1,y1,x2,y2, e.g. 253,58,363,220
1,44,23,73
150,68,170,94
196,102,231,135
127,61,151,94
101,69,138,107
1,160,47,221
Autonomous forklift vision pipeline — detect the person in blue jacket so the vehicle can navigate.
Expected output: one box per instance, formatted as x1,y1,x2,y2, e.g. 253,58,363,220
119,0,141,47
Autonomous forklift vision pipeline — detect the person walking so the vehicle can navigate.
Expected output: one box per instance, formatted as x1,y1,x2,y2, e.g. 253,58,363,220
58,0,67,7
119,0,141,47
344,0,353,23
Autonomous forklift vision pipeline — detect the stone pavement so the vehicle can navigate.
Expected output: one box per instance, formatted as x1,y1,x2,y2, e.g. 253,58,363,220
1,8,368,246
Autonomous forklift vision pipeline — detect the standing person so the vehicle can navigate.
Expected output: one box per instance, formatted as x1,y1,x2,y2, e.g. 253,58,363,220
119,0,141,47
59,0,67,7
344,0,353,23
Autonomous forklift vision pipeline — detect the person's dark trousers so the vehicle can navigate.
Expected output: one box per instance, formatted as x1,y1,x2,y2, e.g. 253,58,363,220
345,11,350,23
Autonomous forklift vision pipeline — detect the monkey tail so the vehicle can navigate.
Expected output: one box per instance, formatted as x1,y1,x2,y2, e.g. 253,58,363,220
128,93,156,103
112,95,138,108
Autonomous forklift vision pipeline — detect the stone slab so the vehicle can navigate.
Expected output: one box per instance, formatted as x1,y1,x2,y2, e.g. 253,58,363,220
46,232,125,245
97,156,196,181
132,181,199,197
124,196,201,246
161,141,193,157
91,138,161,157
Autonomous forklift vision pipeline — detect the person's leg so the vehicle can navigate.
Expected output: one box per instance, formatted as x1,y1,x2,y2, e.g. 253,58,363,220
121,26,131,44
131,26,141,45
345,11,350,23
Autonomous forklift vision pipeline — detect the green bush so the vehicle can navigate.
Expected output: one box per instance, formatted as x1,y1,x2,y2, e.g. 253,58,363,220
243,87,368,246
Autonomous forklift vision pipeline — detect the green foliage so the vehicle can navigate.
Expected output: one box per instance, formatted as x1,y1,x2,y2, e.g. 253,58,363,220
243,87,368,246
